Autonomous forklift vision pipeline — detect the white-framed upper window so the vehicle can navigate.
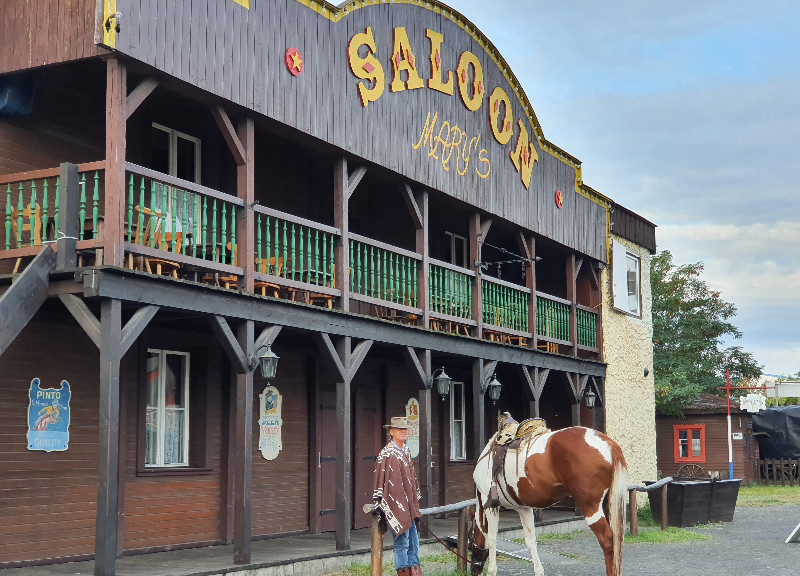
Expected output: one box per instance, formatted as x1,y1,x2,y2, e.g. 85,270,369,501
145,349,190,467
612,239,641,316
450,381,466,461
445,231,468,268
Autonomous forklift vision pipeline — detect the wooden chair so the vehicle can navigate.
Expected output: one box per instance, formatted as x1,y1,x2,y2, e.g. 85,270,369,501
308,264,335,309
129,205,182,277
10,204,42,273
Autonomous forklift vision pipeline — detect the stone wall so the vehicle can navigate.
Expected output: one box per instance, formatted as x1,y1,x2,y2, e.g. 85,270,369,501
602,235,658,489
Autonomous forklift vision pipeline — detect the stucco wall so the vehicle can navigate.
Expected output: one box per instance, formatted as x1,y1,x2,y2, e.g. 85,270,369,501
602,235,658,489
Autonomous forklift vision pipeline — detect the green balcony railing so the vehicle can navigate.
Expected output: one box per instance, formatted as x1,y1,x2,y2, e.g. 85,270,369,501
429,260,472,319
482,278,529,332
536,293,570,342
576,307,598,348
255,207,337,286
125,164,242,265
349,235,419,307
3,165,105,251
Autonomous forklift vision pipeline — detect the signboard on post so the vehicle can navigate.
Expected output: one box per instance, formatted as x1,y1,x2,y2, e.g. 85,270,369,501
406,398,420,459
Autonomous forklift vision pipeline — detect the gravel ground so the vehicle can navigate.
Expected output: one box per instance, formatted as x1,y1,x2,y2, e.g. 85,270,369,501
490,504,800,576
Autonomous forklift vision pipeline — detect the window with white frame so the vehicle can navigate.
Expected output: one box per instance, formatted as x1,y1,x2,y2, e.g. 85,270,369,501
450,381,466,461
145,349,190,467
612,239,641,316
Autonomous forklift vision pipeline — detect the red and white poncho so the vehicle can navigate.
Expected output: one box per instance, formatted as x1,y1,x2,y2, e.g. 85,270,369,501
372,441,421,536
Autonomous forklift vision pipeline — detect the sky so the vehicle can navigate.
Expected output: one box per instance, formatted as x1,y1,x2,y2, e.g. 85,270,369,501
444,0,800,377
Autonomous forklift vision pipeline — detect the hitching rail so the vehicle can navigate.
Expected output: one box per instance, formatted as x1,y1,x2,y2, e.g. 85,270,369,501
628,476,673,535
363,499,476,575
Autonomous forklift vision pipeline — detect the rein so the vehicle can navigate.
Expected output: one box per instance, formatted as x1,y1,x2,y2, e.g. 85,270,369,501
416,515,485,567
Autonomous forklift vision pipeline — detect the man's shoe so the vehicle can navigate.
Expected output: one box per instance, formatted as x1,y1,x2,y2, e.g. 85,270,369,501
396,568,411,576
410,565,422,576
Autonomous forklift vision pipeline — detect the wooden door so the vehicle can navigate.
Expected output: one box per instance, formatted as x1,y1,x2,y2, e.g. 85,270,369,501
353,382,382,529
318,387,337,532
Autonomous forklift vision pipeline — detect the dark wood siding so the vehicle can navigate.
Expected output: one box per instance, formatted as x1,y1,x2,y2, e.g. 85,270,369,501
251,350,310,536
612,204,657,254
0,315,99,564
0,0,104,75
104,0,607,261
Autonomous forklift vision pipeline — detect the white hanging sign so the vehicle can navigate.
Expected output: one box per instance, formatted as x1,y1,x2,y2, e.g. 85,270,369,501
739,393,766,413
258,385,283,460
406,397,420,459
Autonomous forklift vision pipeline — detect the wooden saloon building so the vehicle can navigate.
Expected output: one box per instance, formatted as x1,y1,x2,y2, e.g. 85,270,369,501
0,0,654,573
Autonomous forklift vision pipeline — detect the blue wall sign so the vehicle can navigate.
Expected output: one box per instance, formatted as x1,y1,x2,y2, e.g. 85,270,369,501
27,378,71,452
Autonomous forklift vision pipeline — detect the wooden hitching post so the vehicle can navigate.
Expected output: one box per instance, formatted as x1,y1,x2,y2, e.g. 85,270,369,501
457,506,470,573
628,490,638,537
660,484,669,530
370,512,383,576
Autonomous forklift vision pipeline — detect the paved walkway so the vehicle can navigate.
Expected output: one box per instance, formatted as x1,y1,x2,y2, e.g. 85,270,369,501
493,504,800,576
0,510,582,576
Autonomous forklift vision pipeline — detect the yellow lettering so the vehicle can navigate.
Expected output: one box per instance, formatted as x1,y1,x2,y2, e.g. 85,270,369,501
457,134,479,177
488,87,513,145
426,29,454,95
509,119,539,189
412,112,439,150
456,51,485,112
429,120,451,160
476,148,491,179
390,27,425,92
348,27,385,107
441,126,462,172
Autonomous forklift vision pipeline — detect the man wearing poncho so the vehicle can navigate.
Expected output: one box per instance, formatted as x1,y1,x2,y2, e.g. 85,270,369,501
373,416,422,576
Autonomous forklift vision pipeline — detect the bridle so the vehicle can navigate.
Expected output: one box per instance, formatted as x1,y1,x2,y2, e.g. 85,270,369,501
466,507,488,574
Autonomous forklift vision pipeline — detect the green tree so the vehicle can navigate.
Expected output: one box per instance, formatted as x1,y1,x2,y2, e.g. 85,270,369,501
651,250,762,416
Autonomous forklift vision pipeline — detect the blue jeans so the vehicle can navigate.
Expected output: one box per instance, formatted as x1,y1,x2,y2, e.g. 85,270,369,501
391,521,419,569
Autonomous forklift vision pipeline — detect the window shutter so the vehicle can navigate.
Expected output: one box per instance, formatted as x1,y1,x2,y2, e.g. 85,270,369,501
612,239,627,311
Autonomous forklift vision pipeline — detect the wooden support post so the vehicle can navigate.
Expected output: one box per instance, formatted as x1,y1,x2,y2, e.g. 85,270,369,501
95,299,122,576
629,490,638,537
104,58,126,267
660,484,669,530
406,187,429,327
566,254,578,356
233,320,254,564
469,214,483,338
56,163,79,270
335,342,352,550
334,158,350,312
517,232,537,348
370,513,383,576
403,346,433,535
457,506,470,573
236,118,255,293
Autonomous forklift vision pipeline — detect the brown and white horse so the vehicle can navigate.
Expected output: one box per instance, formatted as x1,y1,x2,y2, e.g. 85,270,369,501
471,425,627,576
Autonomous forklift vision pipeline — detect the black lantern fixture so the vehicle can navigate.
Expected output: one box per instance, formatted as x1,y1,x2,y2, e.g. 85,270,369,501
250,345,279,380
432,367,452,399
484,374,502,404
584,387,597,409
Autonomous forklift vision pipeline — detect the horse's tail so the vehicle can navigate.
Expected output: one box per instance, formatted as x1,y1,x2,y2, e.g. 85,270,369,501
609,455,627,576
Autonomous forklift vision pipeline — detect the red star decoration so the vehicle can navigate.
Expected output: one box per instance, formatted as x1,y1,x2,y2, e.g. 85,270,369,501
394,51,402,70
406,49,415,69
435,50,441,70
504,120,511,132
363,61,374,74
461,68,467,83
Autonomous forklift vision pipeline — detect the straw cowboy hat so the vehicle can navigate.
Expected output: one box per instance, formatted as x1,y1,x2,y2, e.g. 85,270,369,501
383,416,409,430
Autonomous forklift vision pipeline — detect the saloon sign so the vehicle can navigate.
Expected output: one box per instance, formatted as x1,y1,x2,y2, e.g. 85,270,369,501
348,26,539,190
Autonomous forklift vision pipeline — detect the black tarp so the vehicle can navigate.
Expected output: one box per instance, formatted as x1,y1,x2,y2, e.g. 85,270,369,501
752,406,800,459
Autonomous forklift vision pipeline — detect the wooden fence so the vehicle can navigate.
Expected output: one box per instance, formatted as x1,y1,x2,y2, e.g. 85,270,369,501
757,458,800,486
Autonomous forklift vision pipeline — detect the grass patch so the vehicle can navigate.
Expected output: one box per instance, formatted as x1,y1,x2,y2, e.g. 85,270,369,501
512,531,580,544
625,526,711,544
737,484,800,507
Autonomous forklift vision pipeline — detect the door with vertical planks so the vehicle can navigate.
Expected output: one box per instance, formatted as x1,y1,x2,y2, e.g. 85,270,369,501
318,387,337,532
353,381,382,529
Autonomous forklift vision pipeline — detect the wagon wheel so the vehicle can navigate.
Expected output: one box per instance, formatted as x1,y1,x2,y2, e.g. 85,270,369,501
676,464,707,478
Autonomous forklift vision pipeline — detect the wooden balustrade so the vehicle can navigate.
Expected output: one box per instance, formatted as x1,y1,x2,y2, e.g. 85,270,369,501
349,234,420,308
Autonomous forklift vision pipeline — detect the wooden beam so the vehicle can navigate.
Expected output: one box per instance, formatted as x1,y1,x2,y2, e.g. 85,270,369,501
472,359,486,456
415,190,430,327
233,320,254,564
469,214,483,338
349,339,373,380
346,166,367,200
56,163,79,271
483,360,498,390
402,184,423,229
418,386,433,532
95,299,122,576
254,325,282,350
103,58,127,267
119,305,159,356
59,294,101,349
236,117,255,293
0,246,55,358
211,104,246,166
479,218,493,242
210,316,249,374
574,257,584,281
334,158,350,312
316,333,347,382
404,347,432,389
90,270,607,376
125,77,159,120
